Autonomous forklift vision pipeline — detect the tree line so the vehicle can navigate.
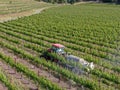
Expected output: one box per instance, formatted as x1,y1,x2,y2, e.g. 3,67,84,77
37,0,120,4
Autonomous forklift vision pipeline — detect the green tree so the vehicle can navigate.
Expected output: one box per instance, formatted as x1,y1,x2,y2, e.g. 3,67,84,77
102,0,113,2
116,0,120,4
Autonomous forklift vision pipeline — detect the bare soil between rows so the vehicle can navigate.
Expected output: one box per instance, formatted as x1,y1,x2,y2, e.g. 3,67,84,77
0,47,78,90
0,56,38,90
0,82,7,90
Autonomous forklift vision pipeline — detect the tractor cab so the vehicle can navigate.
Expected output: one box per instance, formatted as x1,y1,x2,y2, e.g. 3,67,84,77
48,44,65,55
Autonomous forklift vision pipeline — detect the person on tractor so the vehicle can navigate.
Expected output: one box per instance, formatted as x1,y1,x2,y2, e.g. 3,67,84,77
48,44,65,55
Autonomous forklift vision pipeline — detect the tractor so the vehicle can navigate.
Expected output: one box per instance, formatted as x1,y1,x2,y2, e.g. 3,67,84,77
41,44,66,62
41,43,94,74
47,44,65,55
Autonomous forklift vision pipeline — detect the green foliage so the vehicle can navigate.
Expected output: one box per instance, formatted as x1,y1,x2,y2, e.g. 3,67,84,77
0,68,18,90
0,3,120,90
0,41,99,90
0,52,62,90
92,69,120,84
102,0,113,3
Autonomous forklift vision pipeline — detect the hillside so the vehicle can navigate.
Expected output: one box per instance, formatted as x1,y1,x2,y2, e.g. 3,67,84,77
0,0,52,15
0,2,120,90
0,0,54,22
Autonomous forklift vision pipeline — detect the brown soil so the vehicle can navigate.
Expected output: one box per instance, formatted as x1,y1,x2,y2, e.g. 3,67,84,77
0,82,7,90
0,47,78,90
0,5,59,23
0,49,38,90
0,10,33,22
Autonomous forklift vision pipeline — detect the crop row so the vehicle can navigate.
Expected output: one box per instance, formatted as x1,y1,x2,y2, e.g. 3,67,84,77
0,27,120,73
0,26,119,76
0,34,119,88
44,51,120,85
0,23,116,61
3,22,114,56
0,27,111,62
5,21,117,47
0,39,99,90
0,68,19,90
0,52,63,90
0,22,116,52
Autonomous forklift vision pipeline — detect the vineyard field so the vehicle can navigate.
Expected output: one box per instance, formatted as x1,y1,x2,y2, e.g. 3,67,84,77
0,3,120,90
0,0,52,15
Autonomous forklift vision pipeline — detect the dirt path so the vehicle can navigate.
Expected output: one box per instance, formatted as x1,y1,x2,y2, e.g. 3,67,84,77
0,5,60,23
0,1,95,23
0,47,78,90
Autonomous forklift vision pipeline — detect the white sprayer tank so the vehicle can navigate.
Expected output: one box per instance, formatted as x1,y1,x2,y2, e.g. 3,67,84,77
66,55,94,70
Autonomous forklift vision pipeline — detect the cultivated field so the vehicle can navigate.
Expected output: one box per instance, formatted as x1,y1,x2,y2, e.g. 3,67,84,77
0,3,120,90
0,0,55,22
0,0,52,15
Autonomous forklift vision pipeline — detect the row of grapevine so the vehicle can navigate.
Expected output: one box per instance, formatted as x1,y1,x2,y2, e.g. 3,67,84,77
0,26,119,86
0,26,119,74
0,22,116,52
0,32,119,89
0,68,19,90
0,52,63,90
0,33,119,89
6,21,117,48
0,40,99,90
0,4,120,90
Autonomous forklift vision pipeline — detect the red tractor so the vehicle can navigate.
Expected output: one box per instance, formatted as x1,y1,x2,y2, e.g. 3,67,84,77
41,43,94,74
41,44,66,62
47,44,65,54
